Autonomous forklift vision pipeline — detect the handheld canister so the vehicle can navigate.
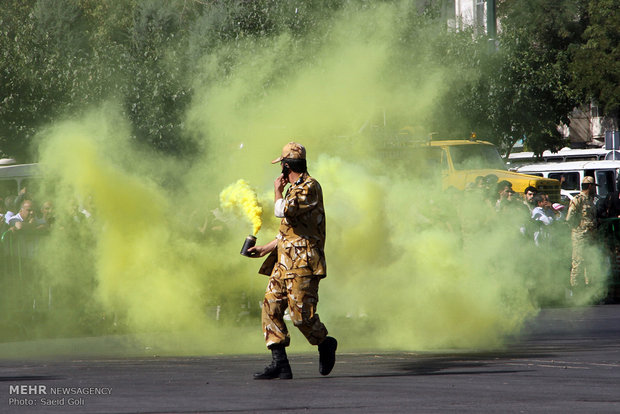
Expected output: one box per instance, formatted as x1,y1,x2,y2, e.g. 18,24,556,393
240,235,257,256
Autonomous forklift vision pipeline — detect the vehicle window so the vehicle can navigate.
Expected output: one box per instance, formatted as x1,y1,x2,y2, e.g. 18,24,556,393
0,179,18,198
604,151,620,160
19,178,43,195
595,170,615,197
410,147,443,174
449,145,506,170
549,172,579,191
377,146,443,174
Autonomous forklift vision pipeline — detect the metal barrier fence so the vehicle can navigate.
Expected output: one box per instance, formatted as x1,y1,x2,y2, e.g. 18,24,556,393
0,230,47,318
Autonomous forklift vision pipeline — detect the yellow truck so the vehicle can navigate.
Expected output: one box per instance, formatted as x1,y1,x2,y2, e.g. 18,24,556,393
380,136,561,202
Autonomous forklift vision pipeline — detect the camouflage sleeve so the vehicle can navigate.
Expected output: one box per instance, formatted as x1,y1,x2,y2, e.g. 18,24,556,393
566,195,581,227
283,180,321,217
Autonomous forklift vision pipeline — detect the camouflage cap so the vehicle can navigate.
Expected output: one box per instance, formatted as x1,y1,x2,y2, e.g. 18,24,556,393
582,176,598,185
271,142,306,164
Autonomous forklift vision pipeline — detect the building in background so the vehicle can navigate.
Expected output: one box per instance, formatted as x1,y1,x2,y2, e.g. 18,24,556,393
445,0,491,35
559,104,619,149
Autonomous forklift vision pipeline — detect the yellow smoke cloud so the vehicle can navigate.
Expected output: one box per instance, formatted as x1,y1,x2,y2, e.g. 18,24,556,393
219,179,263,236
26,113,270,355
35,117,204,332
2,1,609,359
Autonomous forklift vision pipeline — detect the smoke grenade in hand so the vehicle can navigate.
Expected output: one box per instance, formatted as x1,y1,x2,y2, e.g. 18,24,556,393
240,235,257,256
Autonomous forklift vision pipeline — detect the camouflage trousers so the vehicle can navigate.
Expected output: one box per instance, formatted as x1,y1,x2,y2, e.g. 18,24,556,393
570,232,592,287
261,275,328,348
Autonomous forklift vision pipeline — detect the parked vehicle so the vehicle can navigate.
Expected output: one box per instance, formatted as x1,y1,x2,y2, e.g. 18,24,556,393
506,147,620,168
380,136,562,201
515,160,620,201
0,161,39,197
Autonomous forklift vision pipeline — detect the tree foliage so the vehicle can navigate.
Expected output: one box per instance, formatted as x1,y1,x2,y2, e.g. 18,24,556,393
0,0,45,160
0,0,349,161
432,0,589,155
570,0,620,123
486,0,586,155
0,0,618,160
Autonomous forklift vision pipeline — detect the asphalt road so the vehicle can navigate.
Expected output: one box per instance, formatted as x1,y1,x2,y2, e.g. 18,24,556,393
1,305,619,414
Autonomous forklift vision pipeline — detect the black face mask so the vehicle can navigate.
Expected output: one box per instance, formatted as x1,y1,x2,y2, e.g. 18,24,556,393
281,163,290,177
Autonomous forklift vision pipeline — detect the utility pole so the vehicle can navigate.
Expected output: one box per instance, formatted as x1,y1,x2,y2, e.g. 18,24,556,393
487,0,497,52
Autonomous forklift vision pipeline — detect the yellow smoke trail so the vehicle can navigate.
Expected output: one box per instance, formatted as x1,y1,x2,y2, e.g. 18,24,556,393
219,179,263,236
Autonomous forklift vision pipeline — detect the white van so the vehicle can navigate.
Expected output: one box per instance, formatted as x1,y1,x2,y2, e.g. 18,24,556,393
506,148,620,168
0,161,40,197
516,160,620,201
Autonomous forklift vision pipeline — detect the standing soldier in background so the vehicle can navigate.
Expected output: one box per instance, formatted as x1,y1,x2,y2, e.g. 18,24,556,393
566,176,598,289
248,142,337,380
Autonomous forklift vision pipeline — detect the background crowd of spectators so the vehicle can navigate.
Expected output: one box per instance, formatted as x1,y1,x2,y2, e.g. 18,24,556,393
1,188,56,236
465,175,568,246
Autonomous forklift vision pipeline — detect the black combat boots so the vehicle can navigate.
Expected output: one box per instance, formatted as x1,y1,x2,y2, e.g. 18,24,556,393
318,336,337,376
253,344,293,380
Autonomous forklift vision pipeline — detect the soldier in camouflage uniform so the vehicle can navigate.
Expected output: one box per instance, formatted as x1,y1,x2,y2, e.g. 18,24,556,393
248,142,337,380
566,176,598,288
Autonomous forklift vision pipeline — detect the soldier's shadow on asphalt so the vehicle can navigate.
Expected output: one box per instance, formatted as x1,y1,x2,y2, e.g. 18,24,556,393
396,360,528,377
330,325,620,378
341,358,533,378
331,347,569,379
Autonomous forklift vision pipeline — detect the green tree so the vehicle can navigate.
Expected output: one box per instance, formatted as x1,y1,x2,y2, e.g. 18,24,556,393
0,0,125,161
0,0,43,160
570,0,620,124
3,0,615,162
432,0,587,156
484,22,579,156
122,0,195,155
0,0,338,161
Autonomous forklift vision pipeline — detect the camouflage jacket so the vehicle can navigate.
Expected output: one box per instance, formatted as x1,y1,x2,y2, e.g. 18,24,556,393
566,192,597,234
272,173,327,279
